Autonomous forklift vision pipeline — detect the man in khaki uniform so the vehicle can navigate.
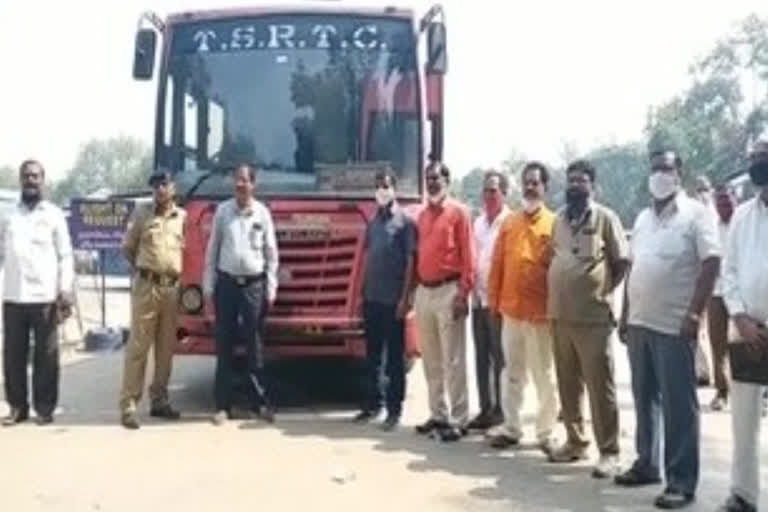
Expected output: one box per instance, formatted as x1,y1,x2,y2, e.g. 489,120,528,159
119,170,186,429
547,159,630,479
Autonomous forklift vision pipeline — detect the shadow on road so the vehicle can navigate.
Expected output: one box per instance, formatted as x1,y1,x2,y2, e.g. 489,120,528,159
1,349,745,511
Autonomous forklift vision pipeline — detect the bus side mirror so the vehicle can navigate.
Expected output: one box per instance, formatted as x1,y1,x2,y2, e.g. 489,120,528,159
426,22,447,74
133,29,157,80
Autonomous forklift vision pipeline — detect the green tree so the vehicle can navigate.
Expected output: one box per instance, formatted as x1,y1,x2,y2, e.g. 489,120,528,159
583,142,649,227
647,14,768,185
52,136,152,205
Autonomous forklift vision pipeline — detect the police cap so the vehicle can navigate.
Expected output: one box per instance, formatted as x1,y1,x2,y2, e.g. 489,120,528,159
148,169,173,187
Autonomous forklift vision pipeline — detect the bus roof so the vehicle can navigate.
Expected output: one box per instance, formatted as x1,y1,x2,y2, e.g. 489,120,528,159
166,4,415,25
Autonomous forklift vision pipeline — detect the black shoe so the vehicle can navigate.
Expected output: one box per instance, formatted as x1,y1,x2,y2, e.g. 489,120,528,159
654,490,694,509
415,418,446,435
466,412,492,430
121,413,140,430
2,408,29,427
150,404,181,420
718,494,756,512
381,414,400,432
35,415,54,425
489,433,520,449
614,467,662,487
353,409,380,423
437,425,466,442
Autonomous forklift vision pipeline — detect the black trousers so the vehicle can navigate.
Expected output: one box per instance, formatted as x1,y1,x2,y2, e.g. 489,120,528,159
213,272,270,411
471,307,504,417
362,301,406,416
2,302,59,416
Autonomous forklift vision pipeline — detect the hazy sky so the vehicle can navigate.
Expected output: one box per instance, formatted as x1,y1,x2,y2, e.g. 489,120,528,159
1,0,766,181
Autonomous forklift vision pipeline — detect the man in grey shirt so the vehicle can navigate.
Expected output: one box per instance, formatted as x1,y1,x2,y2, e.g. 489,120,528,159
203,163,279,426
353,170,416,431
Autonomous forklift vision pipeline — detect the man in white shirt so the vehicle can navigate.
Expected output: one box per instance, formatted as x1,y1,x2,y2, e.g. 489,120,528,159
716,155,768,512
203,163,279,426
708,184,737,411
0,160,74,426
616,150,720,510
467,171,510,431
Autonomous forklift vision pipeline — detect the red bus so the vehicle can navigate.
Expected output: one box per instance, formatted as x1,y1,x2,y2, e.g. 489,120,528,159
131,3,447,370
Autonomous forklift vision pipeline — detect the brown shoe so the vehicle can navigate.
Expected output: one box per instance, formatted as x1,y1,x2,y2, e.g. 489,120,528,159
121,412,140,430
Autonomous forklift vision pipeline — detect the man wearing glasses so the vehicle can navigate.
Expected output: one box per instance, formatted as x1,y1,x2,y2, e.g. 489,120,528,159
119,170,186,429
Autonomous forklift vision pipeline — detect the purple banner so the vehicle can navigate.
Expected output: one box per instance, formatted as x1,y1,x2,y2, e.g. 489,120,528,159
68,199,135,250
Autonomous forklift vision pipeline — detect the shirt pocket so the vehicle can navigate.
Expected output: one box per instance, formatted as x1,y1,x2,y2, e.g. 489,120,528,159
574,229,603,261
654,229,688,260
169,221,185,250
249,222,264,251
141,219,162,244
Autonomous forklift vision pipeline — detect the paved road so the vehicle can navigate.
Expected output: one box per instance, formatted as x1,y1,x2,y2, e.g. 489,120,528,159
0,284,766,512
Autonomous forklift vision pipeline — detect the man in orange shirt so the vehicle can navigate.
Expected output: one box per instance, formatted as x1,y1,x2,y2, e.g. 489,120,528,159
485,162,559,454
412,161,476,442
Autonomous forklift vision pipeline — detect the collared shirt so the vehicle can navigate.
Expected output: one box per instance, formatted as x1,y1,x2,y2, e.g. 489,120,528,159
627,193,720,336
416,198,476,298
363,203,416,306
722,197,768,327
203,198,279,302
122,202,186,277
487,206,554,323
0,200,74,303
548,201,629,325
473,206,511,308
712,220,730,297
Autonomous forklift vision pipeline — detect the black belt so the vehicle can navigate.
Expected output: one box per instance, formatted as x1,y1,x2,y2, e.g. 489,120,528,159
420,274,460,289
219,270,266,287
137,268,179,287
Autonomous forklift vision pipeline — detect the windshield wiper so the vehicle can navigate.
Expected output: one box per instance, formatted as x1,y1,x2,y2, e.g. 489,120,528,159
183,164,235,202
182,162,287,201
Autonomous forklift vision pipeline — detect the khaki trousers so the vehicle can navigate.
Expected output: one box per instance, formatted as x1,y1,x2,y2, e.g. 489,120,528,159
552,321,619,455
119,278,179,413
496,316,559,441
414,282,469,425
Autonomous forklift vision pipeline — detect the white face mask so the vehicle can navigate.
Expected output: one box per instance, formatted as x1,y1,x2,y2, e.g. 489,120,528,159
375,187,394,207
521,198,541,214
648,172,679,200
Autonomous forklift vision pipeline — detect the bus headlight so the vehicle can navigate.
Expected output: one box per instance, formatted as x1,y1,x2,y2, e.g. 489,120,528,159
180,285,203,314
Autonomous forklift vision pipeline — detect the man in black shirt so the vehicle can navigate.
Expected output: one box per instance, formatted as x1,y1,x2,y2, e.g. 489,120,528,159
353,170,417,430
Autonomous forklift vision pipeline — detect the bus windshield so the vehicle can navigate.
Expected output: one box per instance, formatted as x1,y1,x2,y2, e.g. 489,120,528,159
160,14,422,198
